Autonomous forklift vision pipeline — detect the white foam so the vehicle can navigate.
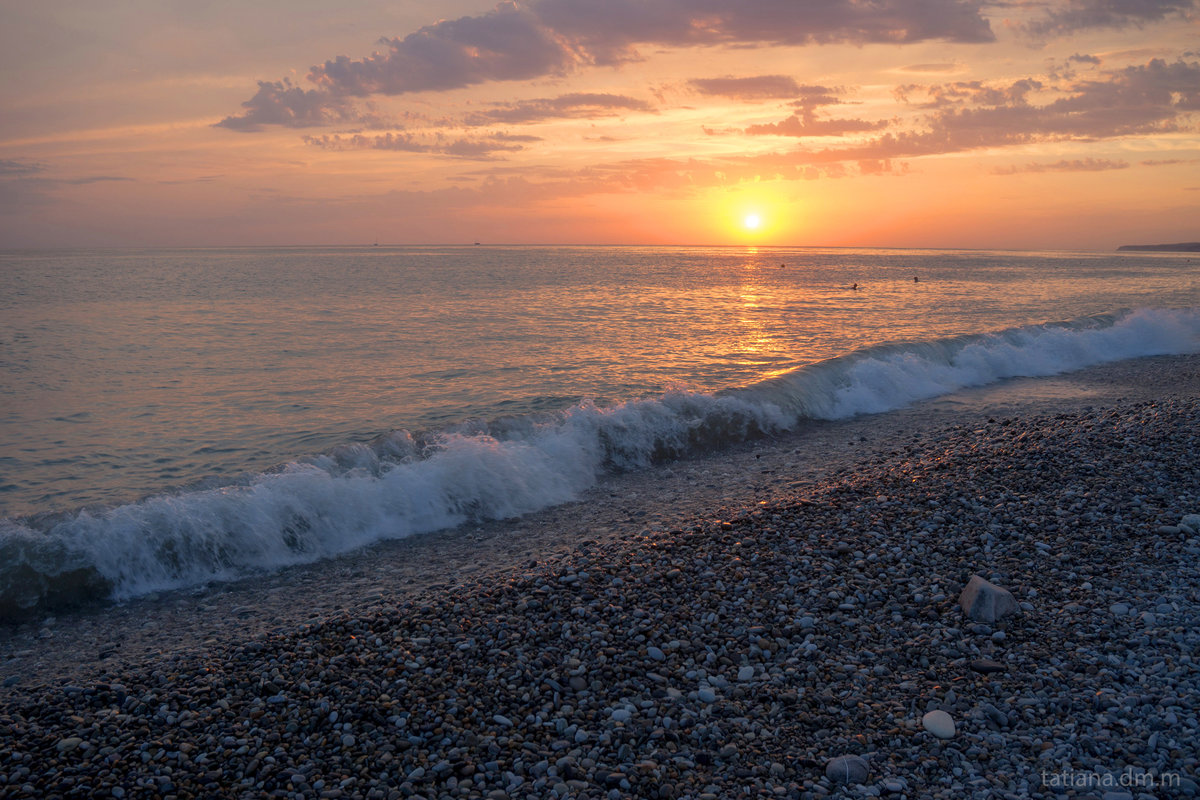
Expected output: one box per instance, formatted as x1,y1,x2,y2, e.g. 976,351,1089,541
2,307,1197,612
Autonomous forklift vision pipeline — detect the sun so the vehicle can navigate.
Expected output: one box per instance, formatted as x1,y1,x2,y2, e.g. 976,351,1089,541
743,213,762,230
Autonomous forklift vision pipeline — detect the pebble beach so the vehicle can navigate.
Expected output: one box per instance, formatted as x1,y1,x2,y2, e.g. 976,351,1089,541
2,355,1199,800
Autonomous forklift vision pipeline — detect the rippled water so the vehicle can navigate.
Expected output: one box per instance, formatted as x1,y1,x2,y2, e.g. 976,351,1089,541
2,245,1197,519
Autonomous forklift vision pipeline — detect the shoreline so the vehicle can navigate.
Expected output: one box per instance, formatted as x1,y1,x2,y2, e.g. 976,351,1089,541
1,355,1199,798
1,355,1196,688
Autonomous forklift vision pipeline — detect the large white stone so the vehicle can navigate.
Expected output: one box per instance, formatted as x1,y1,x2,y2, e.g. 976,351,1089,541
959,574,1019,622
922,710,956,739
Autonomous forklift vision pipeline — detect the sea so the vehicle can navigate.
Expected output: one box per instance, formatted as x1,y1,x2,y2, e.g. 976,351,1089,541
2,245,1198,617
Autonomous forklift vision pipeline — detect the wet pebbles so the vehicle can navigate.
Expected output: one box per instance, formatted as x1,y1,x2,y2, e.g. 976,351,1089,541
3,393,1200,799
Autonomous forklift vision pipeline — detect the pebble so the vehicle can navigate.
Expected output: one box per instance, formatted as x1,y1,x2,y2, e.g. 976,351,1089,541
4,393,1200,800
959,574,1019,622
922,709,957,739
825,755,870,784
969,658,1006,674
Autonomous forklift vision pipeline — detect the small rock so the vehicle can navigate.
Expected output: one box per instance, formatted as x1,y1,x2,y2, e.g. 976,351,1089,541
959,575,1019,622
56,737,83,752
646,646,666,662
969,659,1006,675
737,665,755,681
825,755,869,784
922,710,956,739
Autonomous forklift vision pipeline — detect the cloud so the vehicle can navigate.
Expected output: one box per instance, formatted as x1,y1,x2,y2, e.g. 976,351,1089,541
1024,0,1196,37
303,131,538,159
310,4,572,96
534,0,994,58
682,57,1200,175
992,158,1130,174
896,63,960,74
0,159,48,177
464,93,655,125
217,78,364,132
746,114,885,137
221,0,994,131
743,85,886,137
873,59,1200,161
688,75,806,100
1142,158,1197,166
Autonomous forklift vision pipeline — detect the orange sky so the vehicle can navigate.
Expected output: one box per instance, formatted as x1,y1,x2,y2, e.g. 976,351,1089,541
1,0,1198,249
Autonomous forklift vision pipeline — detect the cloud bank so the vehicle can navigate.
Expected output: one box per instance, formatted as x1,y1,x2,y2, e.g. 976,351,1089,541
219,0,994,131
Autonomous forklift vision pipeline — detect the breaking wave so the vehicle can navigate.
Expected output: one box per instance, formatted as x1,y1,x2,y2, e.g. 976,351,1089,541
2,307,1197,618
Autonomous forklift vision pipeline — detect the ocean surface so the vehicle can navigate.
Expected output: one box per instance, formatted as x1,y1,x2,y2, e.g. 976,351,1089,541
2,245,1199,616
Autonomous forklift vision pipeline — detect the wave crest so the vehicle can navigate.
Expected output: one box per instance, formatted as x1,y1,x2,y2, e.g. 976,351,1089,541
2,307,1197,618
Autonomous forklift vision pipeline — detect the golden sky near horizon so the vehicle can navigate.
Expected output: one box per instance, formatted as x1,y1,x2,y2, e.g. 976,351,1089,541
1,0,1198,249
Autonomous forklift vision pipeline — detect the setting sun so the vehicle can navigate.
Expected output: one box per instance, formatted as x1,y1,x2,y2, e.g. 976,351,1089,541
743,213,762,230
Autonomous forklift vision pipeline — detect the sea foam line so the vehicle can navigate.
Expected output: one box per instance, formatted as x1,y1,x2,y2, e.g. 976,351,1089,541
1,307,1197,616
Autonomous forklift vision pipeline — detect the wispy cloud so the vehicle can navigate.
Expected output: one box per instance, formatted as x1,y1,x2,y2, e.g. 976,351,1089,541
896,63,961,74
743,85,886,137
993,158,1130,174
303,131,539,160
688,75,806,100
0,159,48,177
464,93,655,125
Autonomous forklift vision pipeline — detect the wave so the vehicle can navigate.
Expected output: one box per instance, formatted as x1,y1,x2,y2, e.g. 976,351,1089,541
2,307,1197,618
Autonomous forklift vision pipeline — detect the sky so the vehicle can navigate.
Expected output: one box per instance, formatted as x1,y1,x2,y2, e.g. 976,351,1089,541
1,0,1198,250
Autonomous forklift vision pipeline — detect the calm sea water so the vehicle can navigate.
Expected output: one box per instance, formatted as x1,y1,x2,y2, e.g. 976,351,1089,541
2,245,1198,614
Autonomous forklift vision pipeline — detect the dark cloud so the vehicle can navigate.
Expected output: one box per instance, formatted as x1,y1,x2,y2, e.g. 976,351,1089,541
303,131,538,160
688,75,805,99
311,4,572,96
465,93,655,125
992,158,1130,174
534,0,993,58
1024,0,1196,37
221,0,993,131
1068,53,1102,65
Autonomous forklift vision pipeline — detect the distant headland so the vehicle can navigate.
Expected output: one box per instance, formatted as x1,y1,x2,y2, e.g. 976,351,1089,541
1117,242,1200,252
